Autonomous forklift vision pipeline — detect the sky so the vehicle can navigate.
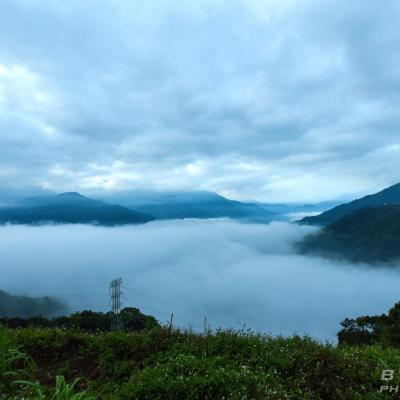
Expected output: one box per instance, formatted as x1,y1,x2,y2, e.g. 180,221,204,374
2,220,400,341
0,0,400,202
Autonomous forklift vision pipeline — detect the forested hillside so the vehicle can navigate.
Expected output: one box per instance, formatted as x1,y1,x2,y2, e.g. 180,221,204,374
300,183,400,226
0,290,67,318
299,205,400,263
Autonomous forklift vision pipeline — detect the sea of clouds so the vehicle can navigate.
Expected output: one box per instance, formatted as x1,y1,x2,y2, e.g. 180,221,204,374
1,219,400,341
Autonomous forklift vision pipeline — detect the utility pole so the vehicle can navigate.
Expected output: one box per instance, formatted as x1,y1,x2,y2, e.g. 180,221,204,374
168,313,174,334
109,278,123,331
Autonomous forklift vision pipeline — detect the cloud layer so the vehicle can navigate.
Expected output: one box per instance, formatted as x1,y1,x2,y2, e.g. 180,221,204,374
2,220,400,341
1,1,400,201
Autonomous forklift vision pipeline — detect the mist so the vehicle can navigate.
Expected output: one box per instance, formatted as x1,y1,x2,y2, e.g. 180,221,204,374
1,220,400,341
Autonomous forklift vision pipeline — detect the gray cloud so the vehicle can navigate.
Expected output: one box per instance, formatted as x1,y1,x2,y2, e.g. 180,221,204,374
2,220,400,341
0,0,399,201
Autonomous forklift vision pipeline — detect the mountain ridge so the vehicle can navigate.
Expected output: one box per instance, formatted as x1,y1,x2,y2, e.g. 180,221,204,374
0,192,155,226
99,190,278,222
300,183,400,226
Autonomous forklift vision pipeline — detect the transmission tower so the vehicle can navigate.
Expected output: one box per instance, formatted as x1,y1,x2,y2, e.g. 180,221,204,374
109,278,124,331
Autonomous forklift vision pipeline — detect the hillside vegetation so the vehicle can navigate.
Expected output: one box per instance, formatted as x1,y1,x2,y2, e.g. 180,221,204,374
0,307,159,332
338,301,400,347
0,290,67,318
1,326,400,399
299,205,400,263
300,183,400,226
4,300,400,399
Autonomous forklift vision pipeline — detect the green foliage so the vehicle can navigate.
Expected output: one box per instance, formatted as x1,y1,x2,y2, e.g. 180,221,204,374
121,307,159,331
0,307,159,333
0,327,35,397
339,301,400,346
0,328,93,400
2,327,400,399
117,354,289,400
31,375,96,400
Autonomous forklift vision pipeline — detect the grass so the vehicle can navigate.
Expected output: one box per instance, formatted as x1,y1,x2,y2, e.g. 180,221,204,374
0,328,94,399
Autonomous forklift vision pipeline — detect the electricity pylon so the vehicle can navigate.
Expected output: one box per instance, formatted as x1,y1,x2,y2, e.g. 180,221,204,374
109,278,124,331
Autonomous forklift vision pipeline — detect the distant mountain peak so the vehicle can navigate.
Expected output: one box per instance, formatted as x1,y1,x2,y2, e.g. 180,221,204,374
58,192,85,198
98,189,277,221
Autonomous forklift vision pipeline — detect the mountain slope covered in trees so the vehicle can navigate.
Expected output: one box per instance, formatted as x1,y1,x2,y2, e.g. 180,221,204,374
300,182,400,226
0,290,67,318
299,204,400,263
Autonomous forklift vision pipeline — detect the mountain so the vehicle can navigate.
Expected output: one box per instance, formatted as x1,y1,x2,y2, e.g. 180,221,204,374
99,190,277,222
0,192,154,226
0,186,55,206
258,201,340,215
298,204,400,263
257,200,341,222
300,183,400,226
0,290,67,318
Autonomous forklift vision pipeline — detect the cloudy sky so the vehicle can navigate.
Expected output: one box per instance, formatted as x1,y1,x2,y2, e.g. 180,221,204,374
0,0,399,202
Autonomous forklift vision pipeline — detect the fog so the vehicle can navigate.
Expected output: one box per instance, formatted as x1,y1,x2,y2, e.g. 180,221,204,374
1,220,400,341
